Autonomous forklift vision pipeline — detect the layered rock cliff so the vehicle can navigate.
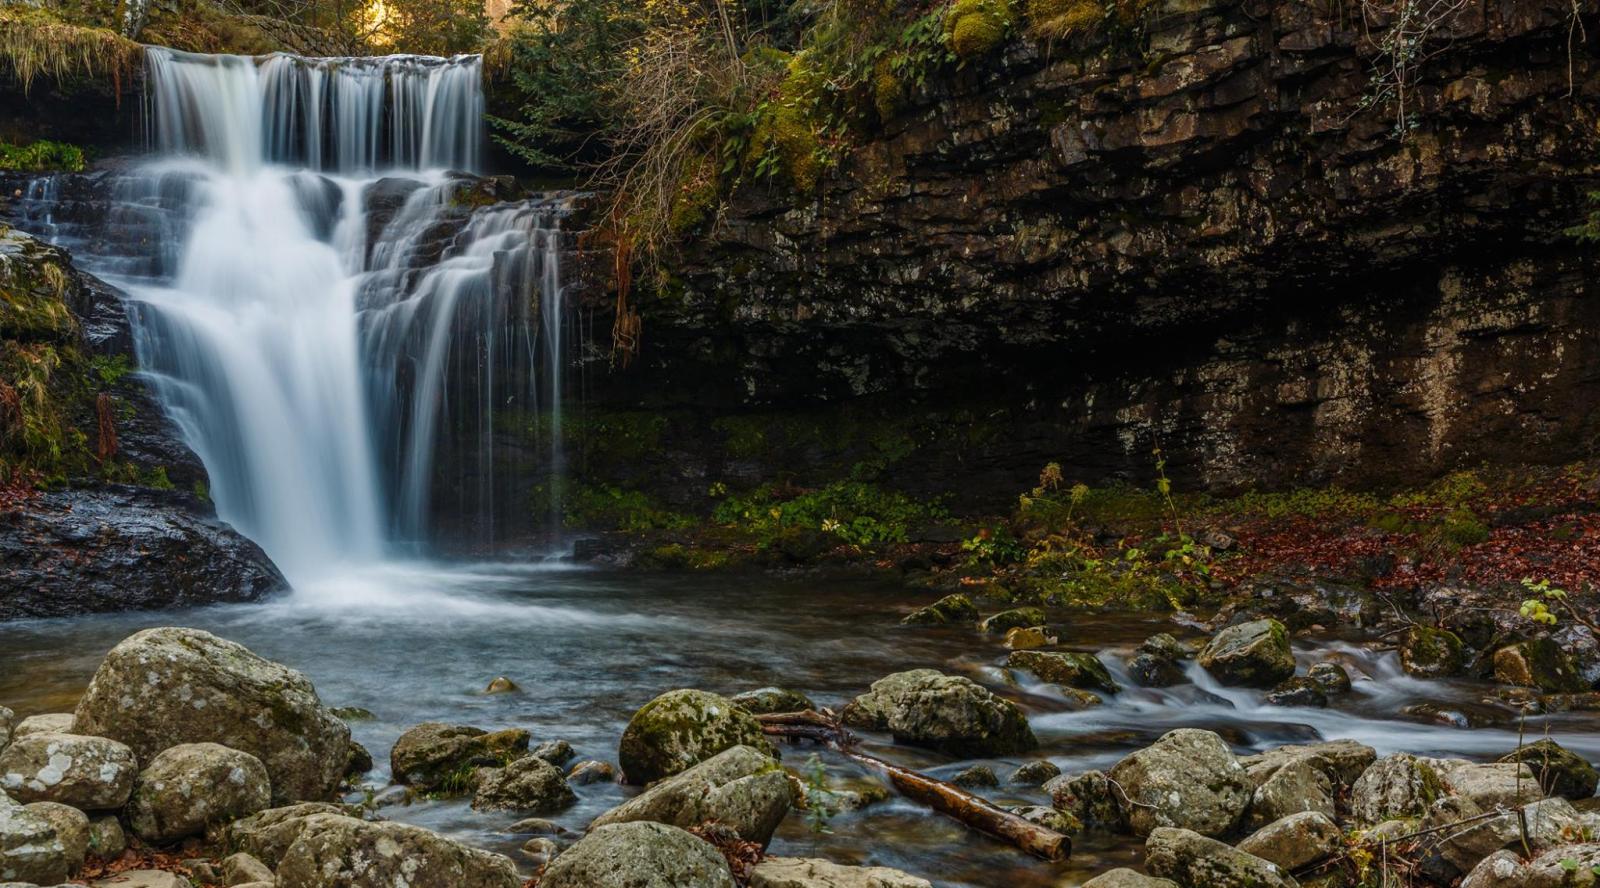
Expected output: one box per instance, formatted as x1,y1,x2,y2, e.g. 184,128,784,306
591,0,1600,501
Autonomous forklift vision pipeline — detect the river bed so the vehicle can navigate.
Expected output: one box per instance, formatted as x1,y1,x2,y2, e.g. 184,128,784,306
3,563,1597,886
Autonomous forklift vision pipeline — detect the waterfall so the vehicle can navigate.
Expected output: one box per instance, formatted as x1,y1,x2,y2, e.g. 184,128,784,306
14,47,569,585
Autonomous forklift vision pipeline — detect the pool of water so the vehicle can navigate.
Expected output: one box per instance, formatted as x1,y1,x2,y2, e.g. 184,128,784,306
3,563,1596,886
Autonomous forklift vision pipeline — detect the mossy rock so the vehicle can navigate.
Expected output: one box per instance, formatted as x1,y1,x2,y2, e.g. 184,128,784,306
1197,619,1296,688
945,0,1015,58
389,723,531,792
1497,738,1600,800
1492,639,1586,692
1398,626,1465,678
729,687,814,715
840,669,1036,757
902,593,980,626
618,690,775,785
978,606,1046,633
1007,650,1119,693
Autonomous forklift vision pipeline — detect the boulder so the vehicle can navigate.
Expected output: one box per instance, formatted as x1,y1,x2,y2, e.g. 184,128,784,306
951,765,998,788
72,628,350,803
1433,797,1583,875
1144,827,1297,888
470,756,577,814
1263,678,1328,708
220,852,274,885
13,715,73,739
1307,663,1352,694
1399,626,1466,677
589,745,791,847
213,802,346,868
1237,811,1342,870
1004,626,1055,650
1351,754,1447,825
568,760,617,785
87,815,125,860
531,739,576,767
840,670,1036,757
1082,870,1180,888
521,835,559,864
1493,640,1586,692
89,871,194,887
749,856,933,887
1007,651,1119,693
0,707,12,752
618,690,776,785
978,608,1047,633
127,743,272,843
1107,730,1250,837
0,793,69,884
1460,849,1528,888
1520,842,1600,887
484,677,518,694
1010,760,1061,785
901,594,979,626
1046,769,1121,827
538,822,736,888
275,814,520,888
1240,740,1376,789
344,740,373,778
1198,620,1296,687
731,688,815,715
1430,759,1544,810
1246,756,1335,829
0,733,138,810
1499,739,1600,800
20,803,86,878
1141,634,1189,660
389,723,530,791
1127,653,1185,688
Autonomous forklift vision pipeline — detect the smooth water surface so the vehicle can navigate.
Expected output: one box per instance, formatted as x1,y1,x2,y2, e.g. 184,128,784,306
5,568,1597,886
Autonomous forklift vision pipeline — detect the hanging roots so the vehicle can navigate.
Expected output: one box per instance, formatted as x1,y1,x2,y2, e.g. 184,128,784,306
609,230,642,368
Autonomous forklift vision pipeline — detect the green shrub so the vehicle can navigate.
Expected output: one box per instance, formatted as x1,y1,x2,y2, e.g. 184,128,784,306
0,140,86,173
714,480,943,549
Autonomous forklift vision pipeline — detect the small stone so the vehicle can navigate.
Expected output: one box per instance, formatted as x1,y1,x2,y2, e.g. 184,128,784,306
521,836,559,863
1127,653,1185,688
1006,804,1080,834
484,677,519,694
0,706,12,752
730,688,815,715
87,815,125,860
1004,626,1055,650
506,817,568,836
901,594,980,626
1197,619,1296,688
978,607,1046,634
567,760,616,785
1264,677,1328,708
12,715,73,738
330,707,376,721
128,743,272,843
1010,760,1061,785
1046,769,1121,827
345,740,373,778
532,739,576,767
1307,662,1352,694
182,858,222,884
1399,626,1465,677
22,802,87,877
1141,634,1189,660
221,851,274,885
0,732,139,810
951,765,998,788
471,756,577,815
389,723,530,792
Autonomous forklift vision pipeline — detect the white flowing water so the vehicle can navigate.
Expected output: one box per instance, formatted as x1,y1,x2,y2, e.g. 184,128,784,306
21,48,569,587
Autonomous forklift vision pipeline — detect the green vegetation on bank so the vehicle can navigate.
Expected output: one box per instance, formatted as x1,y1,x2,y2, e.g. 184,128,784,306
0,139,87,173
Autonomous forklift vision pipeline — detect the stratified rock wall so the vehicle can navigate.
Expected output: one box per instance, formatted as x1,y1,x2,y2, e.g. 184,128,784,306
607,0,1600,493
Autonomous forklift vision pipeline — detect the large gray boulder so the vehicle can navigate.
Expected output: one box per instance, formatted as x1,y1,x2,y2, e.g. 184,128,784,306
0,707,12,753
0,792,70,884
1351,753,1447,825
1431,759,1545,810
1245,756,1335,830
212,802,346,868
1107,730,1250,837
1461,841,1600,888
0,733,137,810
1197,620,1296,687
470,755,576,814
72,628,350,803
275,814,519,888
127,743,272,843
1237,811,1342,871
539,821,736,888
1144,827,1298,888
749,856,933,887
618,690,775,785
841,670,1036,757
389,723,530,791
1434,797,1584,875
1082,870,1180,888
1239,739,1377,789
590,745,792,847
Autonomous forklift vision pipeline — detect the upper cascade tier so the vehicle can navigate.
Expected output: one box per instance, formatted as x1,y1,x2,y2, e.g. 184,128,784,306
144,47,484,174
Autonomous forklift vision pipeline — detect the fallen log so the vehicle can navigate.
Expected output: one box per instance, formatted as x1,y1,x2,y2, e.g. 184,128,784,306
757,710,1071,862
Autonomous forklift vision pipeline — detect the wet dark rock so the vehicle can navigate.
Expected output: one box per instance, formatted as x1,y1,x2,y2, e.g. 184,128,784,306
344,740,373,778
1198,620,1296,688
74,627,351,804
730,687,815,715
1010,760,1061,785
1128,653,1186,688
1141,634,1189,662
1007,804,1080,835
978,608,1046,634
389,723,530,792
1307,663,1352,694
1493,640,1587,692
470,756,576,815
566,760,616,785
1108,730,1250,838
841,669,1036,757
1399,626,1466,678
901,594,979,626
1401,702,1512,729
1499,738,1600,800
484,677,518,695
1007,650,1119,693
531,739,576,767
1046,769,1121,828
950,765,998,788
1264,678,1327,708
618,690,775,785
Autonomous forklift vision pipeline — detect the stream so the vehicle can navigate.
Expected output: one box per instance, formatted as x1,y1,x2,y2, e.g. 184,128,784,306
4,565,1596,886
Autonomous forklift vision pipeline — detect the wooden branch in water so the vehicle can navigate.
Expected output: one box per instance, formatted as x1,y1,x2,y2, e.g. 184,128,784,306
757,710,1071,862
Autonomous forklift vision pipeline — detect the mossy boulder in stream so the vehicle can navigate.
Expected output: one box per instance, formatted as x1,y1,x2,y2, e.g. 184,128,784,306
1197,619,1296,687
590,745,792,847
1399,626,1465,677
1007,650,1119,693
72,628,350,804
618,690,775,785
841,669,1036,757
902,594,980,626
390,723,531,792
469,756,576,815
1492,639,1586,692
978,607,1046,634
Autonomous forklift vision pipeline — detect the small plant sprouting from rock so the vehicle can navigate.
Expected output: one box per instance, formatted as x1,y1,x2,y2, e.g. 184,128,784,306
801,753,838,834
